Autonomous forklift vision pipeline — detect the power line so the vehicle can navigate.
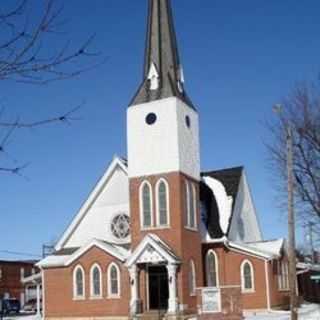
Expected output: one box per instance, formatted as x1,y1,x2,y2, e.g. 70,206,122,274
0,250,41,258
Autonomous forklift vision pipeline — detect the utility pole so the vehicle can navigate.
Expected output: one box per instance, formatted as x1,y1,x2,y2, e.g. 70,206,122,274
273,104,298,320
287,124,298,320
308,222,315,263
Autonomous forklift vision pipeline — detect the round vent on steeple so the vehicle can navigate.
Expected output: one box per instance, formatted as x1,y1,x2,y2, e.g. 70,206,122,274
146,113,157,125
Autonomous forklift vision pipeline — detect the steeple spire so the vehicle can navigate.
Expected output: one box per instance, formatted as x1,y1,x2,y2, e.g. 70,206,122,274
130,0,195,109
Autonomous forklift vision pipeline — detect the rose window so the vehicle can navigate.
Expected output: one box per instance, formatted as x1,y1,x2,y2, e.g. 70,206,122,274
111,214,130,239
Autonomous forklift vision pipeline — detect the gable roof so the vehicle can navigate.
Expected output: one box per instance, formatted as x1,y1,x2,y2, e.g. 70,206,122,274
55,156,128,251
200,167,244,239
126,234,180,268
38,239,129,268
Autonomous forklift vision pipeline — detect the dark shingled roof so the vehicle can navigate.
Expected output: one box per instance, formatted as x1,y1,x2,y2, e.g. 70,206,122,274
200,167,244,237
201,167,244,199
129,0,195,109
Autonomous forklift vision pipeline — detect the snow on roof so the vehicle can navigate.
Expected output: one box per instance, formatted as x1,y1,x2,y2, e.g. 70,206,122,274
297,262,320,272
37,255,69,268
38,238,130,268
229,239,284,259
202,176,233,234
246,239,285,257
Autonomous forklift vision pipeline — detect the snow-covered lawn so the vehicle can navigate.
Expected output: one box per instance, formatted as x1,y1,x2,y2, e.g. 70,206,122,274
245,303,320,320
3,304,320,320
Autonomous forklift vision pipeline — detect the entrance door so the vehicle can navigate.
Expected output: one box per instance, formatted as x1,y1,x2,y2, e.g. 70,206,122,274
148,266,169,310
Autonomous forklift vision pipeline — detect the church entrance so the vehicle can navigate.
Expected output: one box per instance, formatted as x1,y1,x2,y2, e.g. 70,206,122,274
148,265,169,311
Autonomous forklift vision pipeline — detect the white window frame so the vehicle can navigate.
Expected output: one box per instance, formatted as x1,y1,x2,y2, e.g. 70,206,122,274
155,178,170,227
206,250,219,287
189,260,196,296
278,260,289,291
90,263,102,299
107,263,121,298
185,181,197,230
73,265,85,300
139,180,154,229
240,260,255,293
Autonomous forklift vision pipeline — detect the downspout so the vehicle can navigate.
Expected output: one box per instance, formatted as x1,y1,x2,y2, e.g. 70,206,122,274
264,260,271,312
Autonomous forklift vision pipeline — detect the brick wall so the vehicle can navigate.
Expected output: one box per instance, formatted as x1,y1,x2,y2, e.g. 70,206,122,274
44,246,130,318
129,172,203,313
0,261,36,301
202,244,289,310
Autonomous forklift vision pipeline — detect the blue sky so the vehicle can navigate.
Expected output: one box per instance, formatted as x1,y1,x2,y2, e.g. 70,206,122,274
1,0,320,260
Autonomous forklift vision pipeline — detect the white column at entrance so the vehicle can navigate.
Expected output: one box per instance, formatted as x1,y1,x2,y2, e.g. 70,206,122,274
167,264,178,314
36,283,41,317
129,265,140,315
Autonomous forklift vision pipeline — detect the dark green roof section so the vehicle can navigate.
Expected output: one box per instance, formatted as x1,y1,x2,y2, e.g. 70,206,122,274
129,0,195,109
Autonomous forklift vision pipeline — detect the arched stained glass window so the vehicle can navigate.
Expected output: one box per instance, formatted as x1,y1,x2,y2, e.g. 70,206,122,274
140,182,152,228
157,179,169,226
73,266,85,299
206,250,218,287
241,260,254,292
90,264,102,297
108,263,120,297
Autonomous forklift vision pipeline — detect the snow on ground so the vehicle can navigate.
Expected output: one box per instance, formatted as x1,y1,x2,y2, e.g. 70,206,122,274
245,304,320,320
3,304,320,320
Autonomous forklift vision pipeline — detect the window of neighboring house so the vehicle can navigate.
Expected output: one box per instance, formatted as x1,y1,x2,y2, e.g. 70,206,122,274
185,181,197,229
73,265,85,299
156,179,169,227
140,181,153,228
20,268,25,281
241,260,255,292
206,250,219,287
189,260,196,296
90,264,102,298
107,263,120,298
278,260,289,291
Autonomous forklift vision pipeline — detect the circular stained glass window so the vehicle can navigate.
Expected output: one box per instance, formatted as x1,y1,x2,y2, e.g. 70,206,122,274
146,113,157,125
111,214,130,240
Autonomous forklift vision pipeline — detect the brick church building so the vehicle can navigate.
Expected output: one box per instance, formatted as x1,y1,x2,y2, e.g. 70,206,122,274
38,0,290,319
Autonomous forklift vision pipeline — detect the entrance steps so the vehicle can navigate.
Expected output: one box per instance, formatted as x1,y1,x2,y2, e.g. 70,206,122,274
135,311,197,320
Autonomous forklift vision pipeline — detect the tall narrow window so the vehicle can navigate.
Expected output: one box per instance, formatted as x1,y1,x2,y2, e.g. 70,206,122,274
278,260,289,291
108,263,120,298
90,264,102,298
157,179,169,226
189,260,196,295
73,265,85,299
185,181,197,229
206,250,218,287
140,181,153,228
241,260,254,292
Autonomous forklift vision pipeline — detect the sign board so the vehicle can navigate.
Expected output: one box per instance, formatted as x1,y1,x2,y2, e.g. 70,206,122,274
310,275,320,280
201,288,221,313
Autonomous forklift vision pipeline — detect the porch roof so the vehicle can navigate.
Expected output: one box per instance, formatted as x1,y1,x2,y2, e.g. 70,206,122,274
126,234,180,268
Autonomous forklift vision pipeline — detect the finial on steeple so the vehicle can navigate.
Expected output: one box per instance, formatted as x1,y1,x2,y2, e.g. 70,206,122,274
129,0,195,109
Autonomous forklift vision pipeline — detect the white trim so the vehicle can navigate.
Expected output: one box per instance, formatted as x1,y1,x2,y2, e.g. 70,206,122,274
73,265,85,300
107,262,121,299
189,260,196,296
191,183,198,229
228,241,276,260
90,263,102,299
55,156,128,250
126,234,180,268
240,260,255,293
206,250,219,287
139,180,154,229
155,178,170,227
264,260,271,311
185,180,190,227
